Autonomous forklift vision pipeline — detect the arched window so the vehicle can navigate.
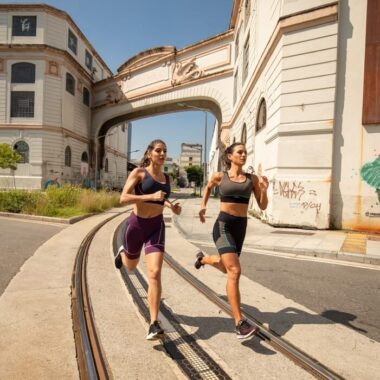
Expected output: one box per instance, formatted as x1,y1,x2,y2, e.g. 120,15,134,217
83,87,90,106
241,123,247,144
13,141,29,163
65,146,71,167
104,158,109,173
11,62,35,83
81,151,88,163
256,98,267,132
66,73,75,95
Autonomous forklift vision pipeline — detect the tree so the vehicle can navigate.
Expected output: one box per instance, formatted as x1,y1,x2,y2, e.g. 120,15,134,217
0,143,22,188
185,165,203,187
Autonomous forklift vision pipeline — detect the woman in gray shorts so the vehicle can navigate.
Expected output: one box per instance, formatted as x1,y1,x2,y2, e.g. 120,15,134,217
116,139,181,340
196,142,269,339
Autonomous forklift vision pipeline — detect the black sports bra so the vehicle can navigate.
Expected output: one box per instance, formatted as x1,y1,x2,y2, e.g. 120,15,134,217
134,168,171,205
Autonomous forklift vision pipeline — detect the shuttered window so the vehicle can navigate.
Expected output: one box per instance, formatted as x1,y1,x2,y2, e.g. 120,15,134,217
362,0,380,124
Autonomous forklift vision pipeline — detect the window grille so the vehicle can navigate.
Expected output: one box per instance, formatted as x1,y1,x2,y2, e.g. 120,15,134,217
65,146,72,167
11,91,34,117
14,141,29,163
66,73,75,95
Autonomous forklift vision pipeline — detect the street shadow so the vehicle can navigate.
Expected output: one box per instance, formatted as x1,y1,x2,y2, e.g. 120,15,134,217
320,310,367,333
172,313,276,355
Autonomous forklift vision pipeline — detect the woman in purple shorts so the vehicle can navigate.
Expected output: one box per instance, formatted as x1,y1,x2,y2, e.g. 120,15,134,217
196,142,269,339
115,139,181,340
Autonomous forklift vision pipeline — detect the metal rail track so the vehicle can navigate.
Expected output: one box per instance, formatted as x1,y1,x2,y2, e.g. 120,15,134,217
163,252,345,380
113,223,232,380
72,212,124,380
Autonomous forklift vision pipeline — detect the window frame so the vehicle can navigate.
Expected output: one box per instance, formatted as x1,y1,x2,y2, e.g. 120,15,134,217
66,73,76,96
242,34,250,84
68,29,78,55
83,87,90,106
65,146,72,167
13,140,30,163
256,98,267,133
12,16,37,36
11,62,36,83
11,91,35,118
85,50,93,70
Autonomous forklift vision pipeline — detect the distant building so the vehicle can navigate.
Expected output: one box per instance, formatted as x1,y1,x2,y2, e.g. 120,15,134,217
179,143,202,169
0,4,128,189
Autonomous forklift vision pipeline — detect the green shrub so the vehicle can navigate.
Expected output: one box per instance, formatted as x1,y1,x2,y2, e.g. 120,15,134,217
0,187,121,218
0,190,44,213
46,185,81,208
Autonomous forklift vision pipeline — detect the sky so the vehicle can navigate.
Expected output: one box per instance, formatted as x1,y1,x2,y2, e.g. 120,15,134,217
4,0,233,160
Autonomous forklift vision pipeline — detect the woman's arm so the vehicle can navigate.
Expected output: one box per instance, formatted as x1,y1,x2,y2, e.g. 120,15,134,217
252,174,269,210
119,168,166,205
199,172,222,223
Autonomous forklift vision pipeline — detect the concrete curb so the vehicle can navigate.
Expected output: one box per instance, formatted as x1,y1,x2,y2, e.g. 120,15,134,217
244,243,380,266
0,211,94,224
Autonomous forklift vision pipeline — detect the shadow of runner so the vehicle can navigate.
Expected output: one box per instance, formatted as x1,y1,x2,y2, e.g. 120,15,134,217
172,313,276,355
321,310,368,333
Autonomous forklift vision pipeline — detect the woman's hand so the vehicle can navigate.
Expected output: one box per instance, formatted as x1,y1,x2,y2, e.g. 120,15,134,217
258,176,269,192
151,190,166,202
171,202,182,215
199,208,206,223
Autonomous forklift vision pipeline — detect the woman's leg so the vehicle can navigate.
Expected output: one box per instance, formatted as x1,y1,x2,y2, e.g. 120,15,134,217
120,252,139,271
145,251,164,323
200,254,227,273
220,253,242,324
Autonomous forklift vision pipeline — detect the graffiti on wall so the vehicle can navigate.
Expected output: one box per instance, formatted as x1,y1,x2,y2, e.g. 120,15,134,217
272,180,322,214
360,156,380,218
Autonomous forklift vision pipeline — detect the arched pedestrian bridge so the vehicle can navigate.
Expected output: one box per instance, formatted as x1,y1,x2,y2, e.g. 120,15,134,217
92,32,234,163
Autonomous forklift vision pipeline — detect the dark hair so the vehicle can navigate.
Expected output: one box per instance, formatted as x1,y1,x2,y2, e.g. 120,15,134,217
222,142,246,169
139,139,166,167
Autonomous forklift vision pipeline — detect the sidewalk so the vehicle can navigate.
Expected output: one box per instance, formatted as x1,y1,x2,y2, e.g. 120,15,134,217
172,195,380,266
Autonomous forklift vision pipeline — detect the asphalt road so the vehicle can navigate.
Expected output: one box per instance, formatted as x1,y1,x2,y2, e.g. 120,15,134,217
0,217,66,295
192,241,380,343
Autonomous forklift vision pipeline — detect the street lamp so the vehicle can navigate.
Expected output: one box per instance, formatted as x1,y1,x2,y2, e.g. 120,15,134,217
177,103,208,186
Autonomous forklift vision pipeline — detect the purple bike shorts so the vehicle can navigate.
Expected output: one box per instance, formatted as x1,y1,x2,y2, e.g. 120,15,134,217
119,212,165,259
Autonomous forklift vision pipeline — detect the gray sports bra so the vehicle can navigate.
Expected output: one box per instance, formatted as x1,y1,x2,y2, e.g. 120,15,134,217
219,171,252,204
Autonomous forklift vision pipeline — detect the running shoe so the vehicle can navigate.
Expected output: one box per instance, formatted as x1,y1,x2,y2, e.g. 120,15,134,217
146,320,164,340
194,251,205,269
114,246,124,269
235,319,258,339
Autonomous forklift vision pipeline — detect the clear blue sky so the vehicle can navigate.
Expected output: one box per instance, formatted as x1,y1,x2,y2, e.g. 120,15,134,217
4,0,233,160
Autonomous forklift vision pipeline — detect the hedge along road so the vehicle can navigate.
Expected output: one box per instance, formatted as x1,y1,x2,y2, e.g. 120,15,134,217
0,216,66,295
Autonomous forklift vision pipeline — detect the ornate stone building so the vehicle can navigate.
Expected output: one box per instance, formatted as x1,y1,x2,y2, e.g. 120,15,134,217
0,4,129,189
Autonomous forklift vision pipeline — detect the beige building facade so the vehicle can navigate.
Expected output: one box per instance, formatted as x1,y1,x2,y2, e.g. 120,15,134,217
179,143,202,169
0,4,128,189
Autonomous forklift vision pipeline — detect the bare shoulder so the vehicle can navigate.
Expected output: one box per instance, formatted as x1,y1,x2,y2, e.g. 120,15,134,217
212,171,224,184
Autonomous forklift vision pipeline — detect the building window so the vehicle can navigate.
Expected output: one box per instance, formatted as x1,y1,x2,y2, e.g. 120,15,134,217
11,62,35,83
12,16,36,36
83,87,90,106
85,50,93,70
241,123,247,144
256,98,267,132
362,0,380,124
68,29,77,55
81,151,89,163
104,158,109,173
243,34,250,84
11,91,34,117
164,166,168,172
14,141,29,163
66,73,75,95
244,0,251,29
189,157,193,161
233,70,238,105
65,146,71,167
235,31,239,62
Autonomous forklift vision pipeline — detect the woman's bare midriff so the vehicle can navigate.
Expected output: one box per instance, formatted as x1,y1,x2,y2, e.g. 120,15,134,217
220,202,248,217
134,202,164,218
